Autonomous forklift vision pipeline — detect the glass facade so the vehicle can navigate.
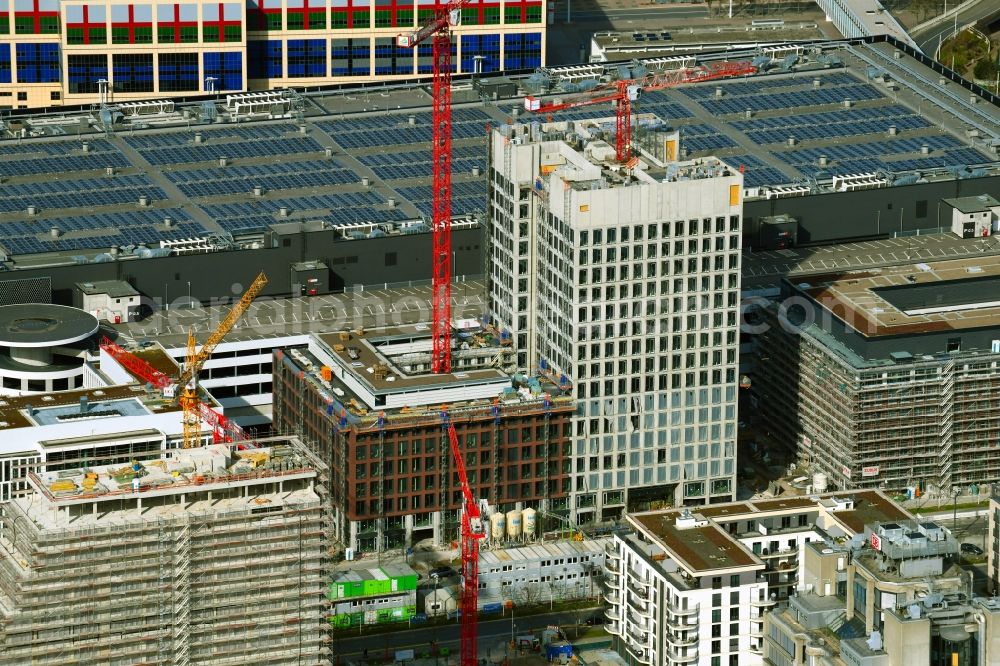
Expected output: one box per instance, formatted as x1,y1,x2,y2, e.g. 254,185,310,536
203,51,242,90
14,0,59,34
374,36,412,75
503,32,540,70
202,2,240,41
286,0,325,29
65,4,107,44
112,52,154,92
67,53,107,93
0,44,10,83
156,3,198,42
158,51,199,91
459,33,498,74
248,39,282,78
15,42,59,82
0,0,543,97
331,37,368,76
286,38,324,77
111,3,153,44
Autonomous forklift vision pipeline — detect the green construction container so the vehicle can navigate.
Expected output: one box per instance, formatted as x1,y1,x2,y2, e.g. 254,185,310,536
382,563,418,591
330,564,419,600
365,569,390,596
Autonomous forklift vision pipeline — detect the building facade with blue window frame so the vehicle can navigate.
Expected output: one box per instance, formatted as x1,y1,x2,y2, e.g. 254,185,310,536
0,0,544,108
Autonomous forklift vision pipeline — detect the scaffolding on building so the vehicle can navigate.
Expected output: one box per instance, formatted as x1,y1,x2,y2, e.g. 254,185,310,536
0,437,332,666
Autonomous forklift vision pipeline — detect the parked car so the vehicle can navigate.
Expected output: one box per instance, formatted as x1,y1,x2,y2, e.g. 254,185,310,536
961,543,984,556
430,566,456,579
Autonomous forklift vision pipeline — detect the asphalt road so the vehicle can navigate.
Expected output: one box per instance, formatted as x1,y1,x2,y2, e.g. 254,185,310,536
911,0,997,57
331,608,600,663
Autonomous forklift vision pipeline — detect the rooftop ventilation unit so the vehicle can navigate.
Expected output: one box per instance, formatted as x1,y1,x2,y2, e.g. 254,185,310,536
118,99,174,117
765,185,810,199
224,91,292,119
833,173,887,192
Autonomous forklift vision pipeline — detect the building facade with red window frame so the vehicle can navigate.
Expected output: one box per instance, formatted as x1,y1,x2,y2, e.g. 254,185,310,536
0,0,545,107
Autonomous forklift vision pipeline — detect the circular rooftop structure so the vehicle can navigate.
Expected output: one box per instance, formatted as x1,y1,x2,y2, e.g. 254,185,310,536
0,304,99,348
0,305,100,395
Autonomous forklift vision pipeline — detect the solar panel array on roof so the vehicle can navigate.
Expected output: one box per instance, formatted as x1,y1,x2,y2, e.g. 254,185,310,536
0,209,206,256
667,71,996,186
780,135,988,176
680,123,739,151
316,108,492,150
720,154,791,188
698,84,885,115
201,190,407,228
0,149,130,176
166,160,358,198
124,123,293,150
131,136,324,165
0,174,164,212
395,181,486,218
731,104,932,144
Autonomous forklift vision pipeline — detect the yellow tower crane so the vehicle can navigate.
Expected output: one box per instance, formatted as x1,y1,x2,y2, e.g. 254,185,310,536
172,271,268,449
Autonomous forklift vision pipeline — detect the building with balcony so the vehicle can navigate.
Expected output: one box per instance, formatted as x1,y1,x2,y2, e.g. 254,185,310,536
605,490,912,666
0,0,545,108
754,256,1000,495
988,495,1000,596
765,518,1000,665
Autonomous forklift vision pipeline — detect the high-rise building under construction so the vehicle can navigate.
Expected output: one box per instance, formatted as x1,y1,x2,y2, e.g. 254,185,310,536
487,118,745,519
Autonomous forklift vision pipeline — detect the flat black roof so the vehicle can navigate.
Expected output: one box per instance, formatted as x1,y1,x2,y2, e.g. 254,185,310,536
0,304,99,346
874,275,1000,313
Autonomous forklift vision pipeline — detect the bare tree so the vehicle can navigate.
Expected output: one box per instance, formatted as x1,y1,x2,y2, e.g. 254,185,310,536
516,582,544,607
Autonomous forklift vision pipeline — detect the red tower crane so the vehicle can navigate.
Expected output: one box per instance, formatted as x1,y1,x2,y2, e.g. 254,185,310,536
441,406,485,666
398,2,468,374
524,60,757,162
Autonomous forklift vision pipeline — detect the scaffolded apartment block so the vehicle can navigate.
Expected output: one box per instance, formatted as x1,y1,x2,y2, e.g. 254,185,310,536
756,258,1000,494
0,436,332,666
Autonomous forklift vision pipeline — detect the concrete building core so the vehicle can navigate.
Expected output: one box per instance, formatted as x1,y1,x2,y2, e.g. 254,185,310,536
488,117,743,516
0,436,331,665
272,322,575,553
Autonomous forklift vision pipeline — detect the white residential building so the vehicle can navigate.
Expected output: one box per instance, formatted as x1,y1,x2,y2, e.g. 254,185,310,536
605,490,913,666
487,118,744,516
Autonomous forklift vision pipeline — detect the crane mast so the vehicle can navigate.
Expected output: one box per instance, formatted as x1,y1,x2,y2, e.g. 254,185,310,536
178,271,268,448
99,272,268,450
441,407,484,666
398,4,466,374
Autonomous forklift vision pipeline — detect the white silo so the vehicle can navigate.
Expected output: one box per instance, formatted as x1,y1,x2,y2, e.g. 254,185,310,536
506,509,522,538
491,511,506,540
813,473,828,493
522,508,537,538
